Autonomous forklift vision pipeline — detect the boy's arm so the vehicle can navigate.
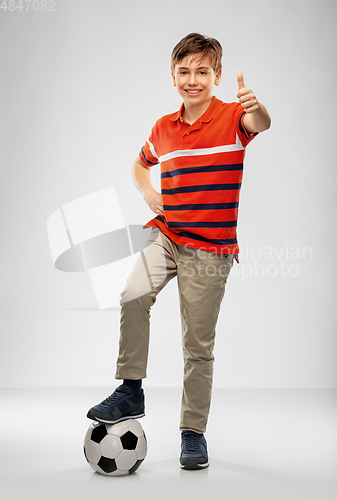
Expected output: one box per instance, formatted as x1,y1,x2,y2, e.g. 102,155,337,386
131,157,164,215
236,72,271,134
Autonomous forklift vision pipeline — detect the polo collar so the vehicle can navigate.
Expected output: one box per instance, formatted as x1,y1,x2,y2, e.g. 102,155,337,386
170,96,223,123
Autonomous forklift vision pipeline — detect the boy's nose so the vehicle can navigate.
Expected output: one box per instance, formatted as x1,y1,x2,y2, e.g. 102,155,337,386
188,74,198,85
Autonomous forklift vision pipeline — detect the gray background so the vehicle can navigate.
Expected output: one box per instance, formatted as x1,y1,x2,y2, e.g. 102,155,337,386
0,0,336,389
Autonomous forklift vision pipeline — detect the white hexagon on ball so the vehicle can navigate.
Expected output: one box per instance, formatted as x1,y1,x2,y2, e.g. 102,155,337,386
106,420,128,437
99,434,123,459
135,436,147,460
115,450,138,471
84,440,101,464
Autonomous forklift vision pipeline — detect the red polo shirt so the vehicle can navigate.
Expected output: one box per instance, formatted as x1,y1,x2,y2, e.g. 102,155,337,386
139,96,257,256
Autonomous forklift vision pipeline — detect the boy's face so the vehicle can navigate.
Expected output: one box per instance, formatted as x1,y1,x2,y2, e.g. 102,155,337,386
172,53,221,109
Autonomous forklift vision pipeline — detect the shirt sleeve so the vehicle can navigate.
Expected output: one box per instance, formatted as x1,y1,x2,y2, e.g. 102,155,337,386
233,102,258,148
139,122,160,166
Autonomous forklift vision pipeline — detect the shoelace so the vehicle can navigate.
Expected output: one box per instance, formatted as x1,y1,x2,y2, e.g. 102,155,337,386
102,386,132,406
182,431,201,452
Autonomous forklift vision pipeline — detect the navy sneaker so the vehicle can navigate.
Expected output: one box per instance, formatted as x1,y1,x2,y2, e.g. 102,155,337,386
180,430,209,469
86,384,145,424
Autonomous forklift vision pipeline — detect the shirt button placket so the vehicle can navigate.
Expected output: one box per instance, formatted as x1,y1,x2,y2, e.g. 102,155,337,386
182,130,192,146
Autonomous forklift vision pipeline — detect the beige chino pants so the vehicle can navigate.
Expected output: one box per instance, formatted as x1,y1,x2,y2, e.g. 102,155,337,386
115,228,234,434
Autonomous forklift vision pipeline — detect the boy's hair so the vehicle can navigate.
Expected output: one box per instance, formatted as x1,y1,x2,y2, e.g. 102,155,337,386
171,33,222,74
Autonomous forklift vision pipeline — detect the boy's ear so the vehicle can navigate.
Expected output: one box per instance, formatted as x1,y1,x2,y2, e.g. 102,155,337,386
172,72,176,86
214,69,222,86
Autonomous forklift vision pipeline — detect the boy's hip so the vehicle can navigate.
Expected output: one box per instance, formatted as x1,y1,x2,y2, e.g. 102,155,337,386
148,227,234,285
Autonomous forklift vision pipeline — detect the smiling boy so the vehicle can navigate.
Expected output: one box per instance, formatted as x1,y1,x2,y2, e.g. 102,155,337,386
87,33,271,470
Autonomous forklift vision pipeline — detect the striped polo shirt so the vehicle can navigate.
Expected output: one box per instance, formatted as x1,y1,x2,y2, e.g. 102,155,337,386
140,96,257,256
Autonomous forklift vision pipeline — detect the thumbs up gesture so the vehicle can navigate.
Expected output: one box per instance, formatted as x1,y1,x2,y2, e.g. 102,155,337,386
236,71,259,114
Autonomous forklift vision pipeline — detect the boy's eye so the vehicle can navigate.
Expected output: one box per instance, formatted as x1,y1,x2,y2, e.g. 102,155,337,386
177,70,209,76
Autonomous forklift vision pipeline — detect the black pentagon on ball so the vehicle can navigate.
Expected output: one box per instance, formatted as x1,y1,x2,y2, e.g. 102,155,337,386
121,431,138,450
98,456,117,474
91,424,108,444
129,459,144,474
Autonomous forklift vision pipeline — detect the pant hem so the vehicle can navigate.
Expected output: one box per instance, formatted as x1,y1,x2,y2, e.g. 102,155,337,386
180,427,206,434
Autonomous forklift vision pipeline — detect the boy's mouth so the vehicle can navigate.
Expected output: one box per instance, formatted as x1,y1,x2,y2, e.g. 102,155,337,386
185,89,202,95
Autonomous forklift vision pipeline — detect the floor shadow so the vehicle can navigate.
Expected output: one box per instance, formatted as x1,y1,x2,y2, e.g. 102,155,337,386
2,460,326,500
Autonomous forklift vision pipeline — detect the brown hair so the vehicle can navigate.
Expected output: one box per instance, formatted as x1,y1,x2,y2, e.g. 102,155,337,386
171,33,222,74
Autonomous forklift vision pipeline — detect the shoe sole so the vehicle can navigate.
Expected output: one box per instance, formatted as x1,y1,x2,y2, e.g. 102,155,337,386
180,458,209,470
87,410,145,424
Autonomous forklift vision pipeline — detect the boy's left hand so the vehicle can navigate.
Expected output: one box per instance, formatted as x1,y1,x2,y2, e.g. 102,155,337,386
236,71,259,114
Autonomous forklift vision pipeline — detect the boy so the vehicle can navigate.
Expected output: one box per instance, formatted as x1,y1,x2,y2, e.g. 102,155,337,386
87,33,271,470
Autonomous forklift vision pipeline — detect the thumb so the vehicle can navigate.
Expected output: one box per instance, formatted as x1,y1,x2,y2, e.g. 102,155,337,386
237,71,245,91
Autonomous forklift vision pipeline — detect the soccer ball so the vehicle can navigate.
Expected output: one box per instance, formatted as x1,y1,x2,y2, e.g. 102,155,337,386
84,419,147,476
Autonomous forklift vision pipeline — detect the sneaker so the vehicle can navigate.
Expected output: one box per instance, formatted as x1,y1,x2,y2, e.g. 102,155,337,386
180,430,209,469
86,384,145,424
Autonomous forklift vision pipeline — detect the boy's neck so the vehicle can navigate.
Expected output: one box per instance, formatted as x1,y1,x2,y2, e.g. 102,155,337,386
182,97,214,125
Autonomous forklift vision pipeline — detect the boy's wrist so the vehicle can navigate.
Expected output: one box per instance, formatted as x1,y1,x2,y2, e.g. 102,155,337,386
143,187,158,203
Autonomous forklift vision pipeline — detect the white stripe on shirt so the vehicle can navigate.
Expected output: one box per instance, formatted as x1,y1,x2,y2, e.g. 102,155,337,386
158,134,244,164
147,139,159,160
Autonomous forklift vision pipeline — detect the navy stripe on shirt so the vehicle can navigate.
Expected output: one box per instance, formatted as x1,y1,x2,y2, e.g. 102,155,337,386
141,147,158,166
153,216,238,246
161,163,243,178
168,221,237,228
177,231,238,246
162,183,242,195
239,112,257,139
163,202,239,211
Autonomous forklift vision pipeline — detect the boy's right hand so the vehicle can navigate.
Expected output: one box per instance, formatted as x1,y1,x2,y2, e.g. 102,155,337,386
144,190,164,216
